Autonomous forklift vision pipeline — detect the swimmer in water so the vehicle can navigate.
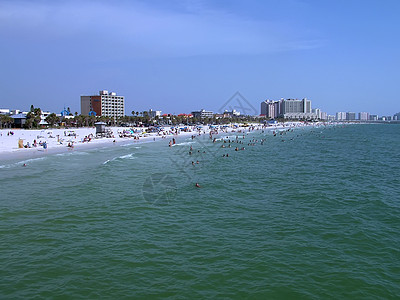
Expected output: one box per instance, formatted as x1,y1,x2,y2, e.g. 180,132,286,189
195,183,201,188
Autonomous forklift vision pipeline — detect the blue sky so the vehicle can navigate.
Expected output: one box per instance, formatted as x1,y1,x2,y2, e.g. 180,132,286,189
0,0,399,116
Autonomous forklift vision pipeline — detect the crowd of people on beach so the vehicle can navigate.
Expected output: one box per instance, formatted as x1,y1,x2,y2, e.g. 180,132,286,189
18,138,47,149
4,122,334,172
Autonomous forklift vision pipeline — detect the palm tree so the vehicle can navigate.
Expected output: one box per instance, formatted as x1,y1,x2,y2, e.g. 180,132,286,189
74,115,84,127
45,113,60,127
24,118,33,129
26,107,42,128
90,115,97,126
0,115,14,128
33,108,42,128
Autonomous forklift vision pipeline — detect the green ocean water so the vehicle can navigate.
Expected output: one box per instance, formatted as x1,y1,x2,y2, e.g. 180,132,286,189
0,124,399,299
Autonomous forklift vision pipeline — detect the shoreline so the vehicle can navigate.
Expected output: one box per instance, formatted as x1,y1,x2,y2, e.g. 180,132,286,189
0,126,195,162
0,122,332,163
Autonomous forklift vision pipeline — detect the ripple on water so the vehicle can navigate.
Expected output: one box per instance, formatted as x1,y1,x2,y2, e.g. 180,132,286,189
0,124,399,298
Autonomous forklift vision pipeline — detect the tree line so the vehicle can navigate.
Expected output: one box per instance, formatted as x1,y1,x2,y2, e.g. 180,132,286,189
0,106,281,129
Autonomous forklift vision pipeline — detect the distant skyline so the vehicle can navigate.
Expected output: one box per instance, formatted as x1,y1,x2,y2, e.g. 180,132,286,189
1,0,399,116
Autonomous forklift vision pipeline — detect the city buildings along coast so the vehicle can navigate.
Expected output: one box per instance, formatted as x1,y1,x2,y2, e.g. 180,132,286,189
260,98,398,122
1,90,400,129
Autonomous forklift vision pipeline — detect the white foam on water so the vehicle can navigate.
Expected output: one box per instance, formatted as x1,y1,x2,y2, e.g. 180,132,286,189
56,151,89,157
118,153,136,160
102,159,113,165
172,141,195,147
0,156,48,169
17,157,47,165
120,143,142,149
120,143,136,147
103,152,136,165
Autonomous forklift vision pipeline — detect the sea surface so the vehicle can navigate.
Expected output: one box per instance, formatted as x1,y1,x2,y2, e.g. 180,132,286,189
0,124,399,299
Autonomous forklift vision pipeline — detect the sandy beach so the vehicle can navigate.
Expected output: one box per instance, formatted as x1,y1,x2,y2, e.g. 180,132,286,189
0,122,323,162
0,126,180,161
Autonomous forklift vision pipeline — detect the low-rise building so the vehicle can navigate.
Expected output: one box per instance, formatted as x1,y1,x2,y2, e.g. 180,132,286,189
191,109,213,118
222,109,240,117
10,113,27,128
0,109,10,115
148,109,162,118
282,113,317,120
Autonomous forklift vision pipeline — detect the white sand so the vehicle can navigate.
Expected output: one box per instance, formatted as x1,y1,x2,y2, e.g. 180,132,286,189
0,126,179,161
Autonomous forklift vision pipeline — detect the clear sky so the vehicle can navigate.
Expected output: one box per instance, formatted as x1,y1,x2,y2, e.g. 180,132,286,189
0,0,399,116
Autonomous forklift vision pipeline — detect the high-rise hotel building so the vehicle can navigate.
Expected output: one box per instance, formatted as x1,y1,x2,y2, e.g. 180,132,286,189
261,100,281,119
81,90,125,118
261,98,316,119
